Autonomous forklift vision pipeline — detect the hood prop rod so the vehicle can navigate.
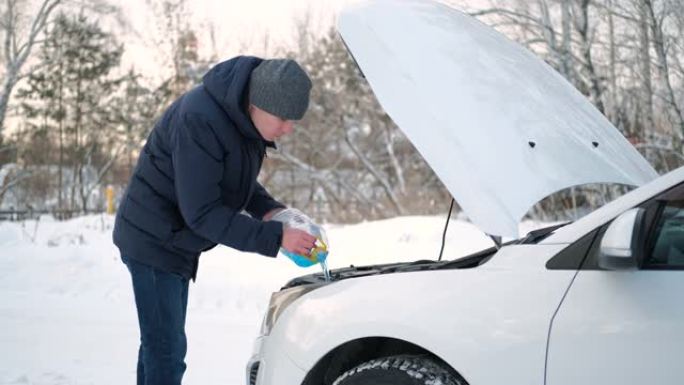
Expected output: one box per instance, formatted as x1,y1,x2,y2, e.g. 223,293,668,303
438,198,455,261
439,198,503,260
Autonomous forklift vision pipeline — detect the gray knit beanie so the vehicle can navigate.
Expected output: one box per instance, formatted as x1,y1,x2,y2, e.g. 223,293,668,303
248,59,312,120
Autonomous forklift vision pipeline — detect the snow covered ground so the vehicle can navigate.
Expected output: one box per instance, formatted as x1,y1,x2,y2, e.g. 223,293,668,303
0,214,545,384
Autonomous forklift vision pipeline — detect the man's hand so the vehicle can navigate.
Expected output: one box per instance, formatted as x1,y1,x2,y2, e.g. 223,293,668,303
281,228,316,256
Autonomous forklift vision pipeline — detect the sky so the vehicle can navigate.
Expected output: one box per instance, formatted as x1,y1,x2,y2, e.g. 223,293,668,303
118,0,363,82
115,0,484,83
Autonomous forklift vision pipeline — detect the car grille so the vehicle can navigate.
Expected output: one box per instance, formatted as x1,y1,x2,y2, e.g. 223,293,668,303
249,362,260,385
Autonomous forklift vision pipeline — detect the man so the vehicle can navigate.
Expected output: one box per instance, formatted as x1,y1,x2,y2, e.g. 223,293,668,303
112,56,317,385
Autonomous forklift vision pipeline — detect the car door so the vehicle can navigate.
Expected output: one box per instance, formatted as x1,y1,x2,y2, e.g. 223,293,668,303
546,183,684,385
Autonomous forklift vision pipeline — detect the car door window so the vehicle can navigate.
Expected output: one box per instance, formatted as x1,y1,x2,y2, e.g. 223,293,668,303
645,200,684,268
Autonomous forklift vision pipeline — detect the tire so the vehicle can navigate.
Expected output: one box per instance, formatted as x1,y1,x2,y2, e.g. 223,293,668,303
332,355,466,385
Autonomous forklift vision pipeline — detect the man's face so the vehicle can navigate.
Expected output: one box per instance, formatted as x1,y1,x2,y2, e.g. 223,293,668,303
248,104,295,141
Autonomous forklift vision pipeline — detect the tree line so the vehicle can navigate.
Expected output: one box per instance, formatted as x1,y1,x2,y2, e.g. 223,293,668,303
0,0,681,224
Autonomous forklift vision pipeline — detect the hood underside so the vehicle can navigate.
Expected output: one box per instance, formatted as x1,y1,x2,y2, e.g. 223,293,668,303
338,0,658,237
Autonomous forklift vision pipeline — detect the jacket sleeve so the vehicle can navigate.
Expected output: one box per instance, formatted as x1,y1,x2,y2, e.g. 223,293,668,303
245,182,286,220
172,113,283,256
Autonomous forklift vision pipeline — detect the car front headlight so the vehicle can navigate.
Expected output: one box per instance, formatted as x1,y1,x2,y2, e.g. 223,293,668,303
260,284,323,336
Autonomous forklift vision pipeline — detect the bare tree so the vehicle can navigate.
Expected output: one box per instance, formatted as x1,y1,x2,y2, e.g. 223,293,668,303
342,117,406,216
560,0,575,82
0,0,61,133
605,0,620,122
0,0,61,210
643,0,684,140
636,0,656,130
573,0,606,113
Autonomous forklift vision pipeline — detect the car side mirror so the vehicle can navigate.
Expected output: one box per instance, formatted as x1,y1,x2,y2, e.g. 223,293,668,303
599,208,645,271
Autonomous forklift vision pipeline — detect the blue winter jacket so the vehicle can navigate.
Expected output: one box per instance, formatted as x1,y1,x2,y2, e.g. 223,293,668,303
113,56,286,280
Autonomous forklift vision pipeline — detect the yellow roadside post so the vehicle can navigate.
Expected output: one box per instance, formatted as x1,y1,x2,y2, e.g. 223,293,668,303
106,185,115,214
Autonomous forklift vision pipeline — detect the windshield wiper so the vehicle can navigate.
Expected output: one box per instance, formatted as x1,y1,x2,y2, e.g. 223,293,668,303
517,222,571,244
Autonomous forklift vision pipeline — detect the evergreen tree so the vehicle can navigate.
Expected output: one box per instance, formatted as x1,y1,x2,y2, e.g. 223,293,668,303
111,69,158,179
18,11,123,212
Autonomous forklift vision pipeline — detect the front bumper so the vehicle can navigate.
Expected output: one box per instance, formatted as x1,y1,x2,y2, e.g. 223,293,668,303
246,336,307,385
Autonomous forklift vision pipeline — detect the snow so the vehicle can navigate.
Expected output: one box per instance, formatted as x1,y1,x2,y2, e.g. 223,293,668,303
0,214,546,384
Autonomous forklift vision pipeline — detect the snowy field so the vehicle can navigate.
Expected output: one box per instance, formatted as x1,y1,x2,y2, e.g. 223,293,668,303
0,214,545,384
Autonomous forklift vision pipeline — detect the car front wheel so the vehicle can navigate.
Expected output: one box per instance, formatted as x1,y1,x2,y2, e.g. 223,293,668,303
332,355,466,385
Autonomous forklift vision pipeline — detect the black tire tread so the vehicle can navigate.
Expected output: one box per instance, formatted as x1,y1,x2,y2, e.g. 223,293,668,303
332,354,466,385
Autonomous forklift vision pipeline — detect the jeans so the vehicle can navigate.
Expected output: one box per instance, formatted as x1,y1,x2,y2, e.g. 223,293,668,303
122,255,189,385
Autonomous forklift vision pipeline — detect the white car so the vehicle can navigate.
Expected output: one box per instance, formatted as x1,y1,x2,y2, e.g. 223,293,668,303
247,1,684,384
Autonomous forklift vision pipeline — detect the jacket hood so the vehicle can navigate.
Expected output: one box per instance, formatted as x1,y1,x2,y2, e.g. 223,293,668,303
202,56,275,147
338,0,658,237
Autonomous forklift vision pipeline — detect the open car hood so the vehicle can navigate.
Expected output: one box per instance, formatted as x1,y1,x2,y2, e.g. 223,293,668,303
337,0,658,237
